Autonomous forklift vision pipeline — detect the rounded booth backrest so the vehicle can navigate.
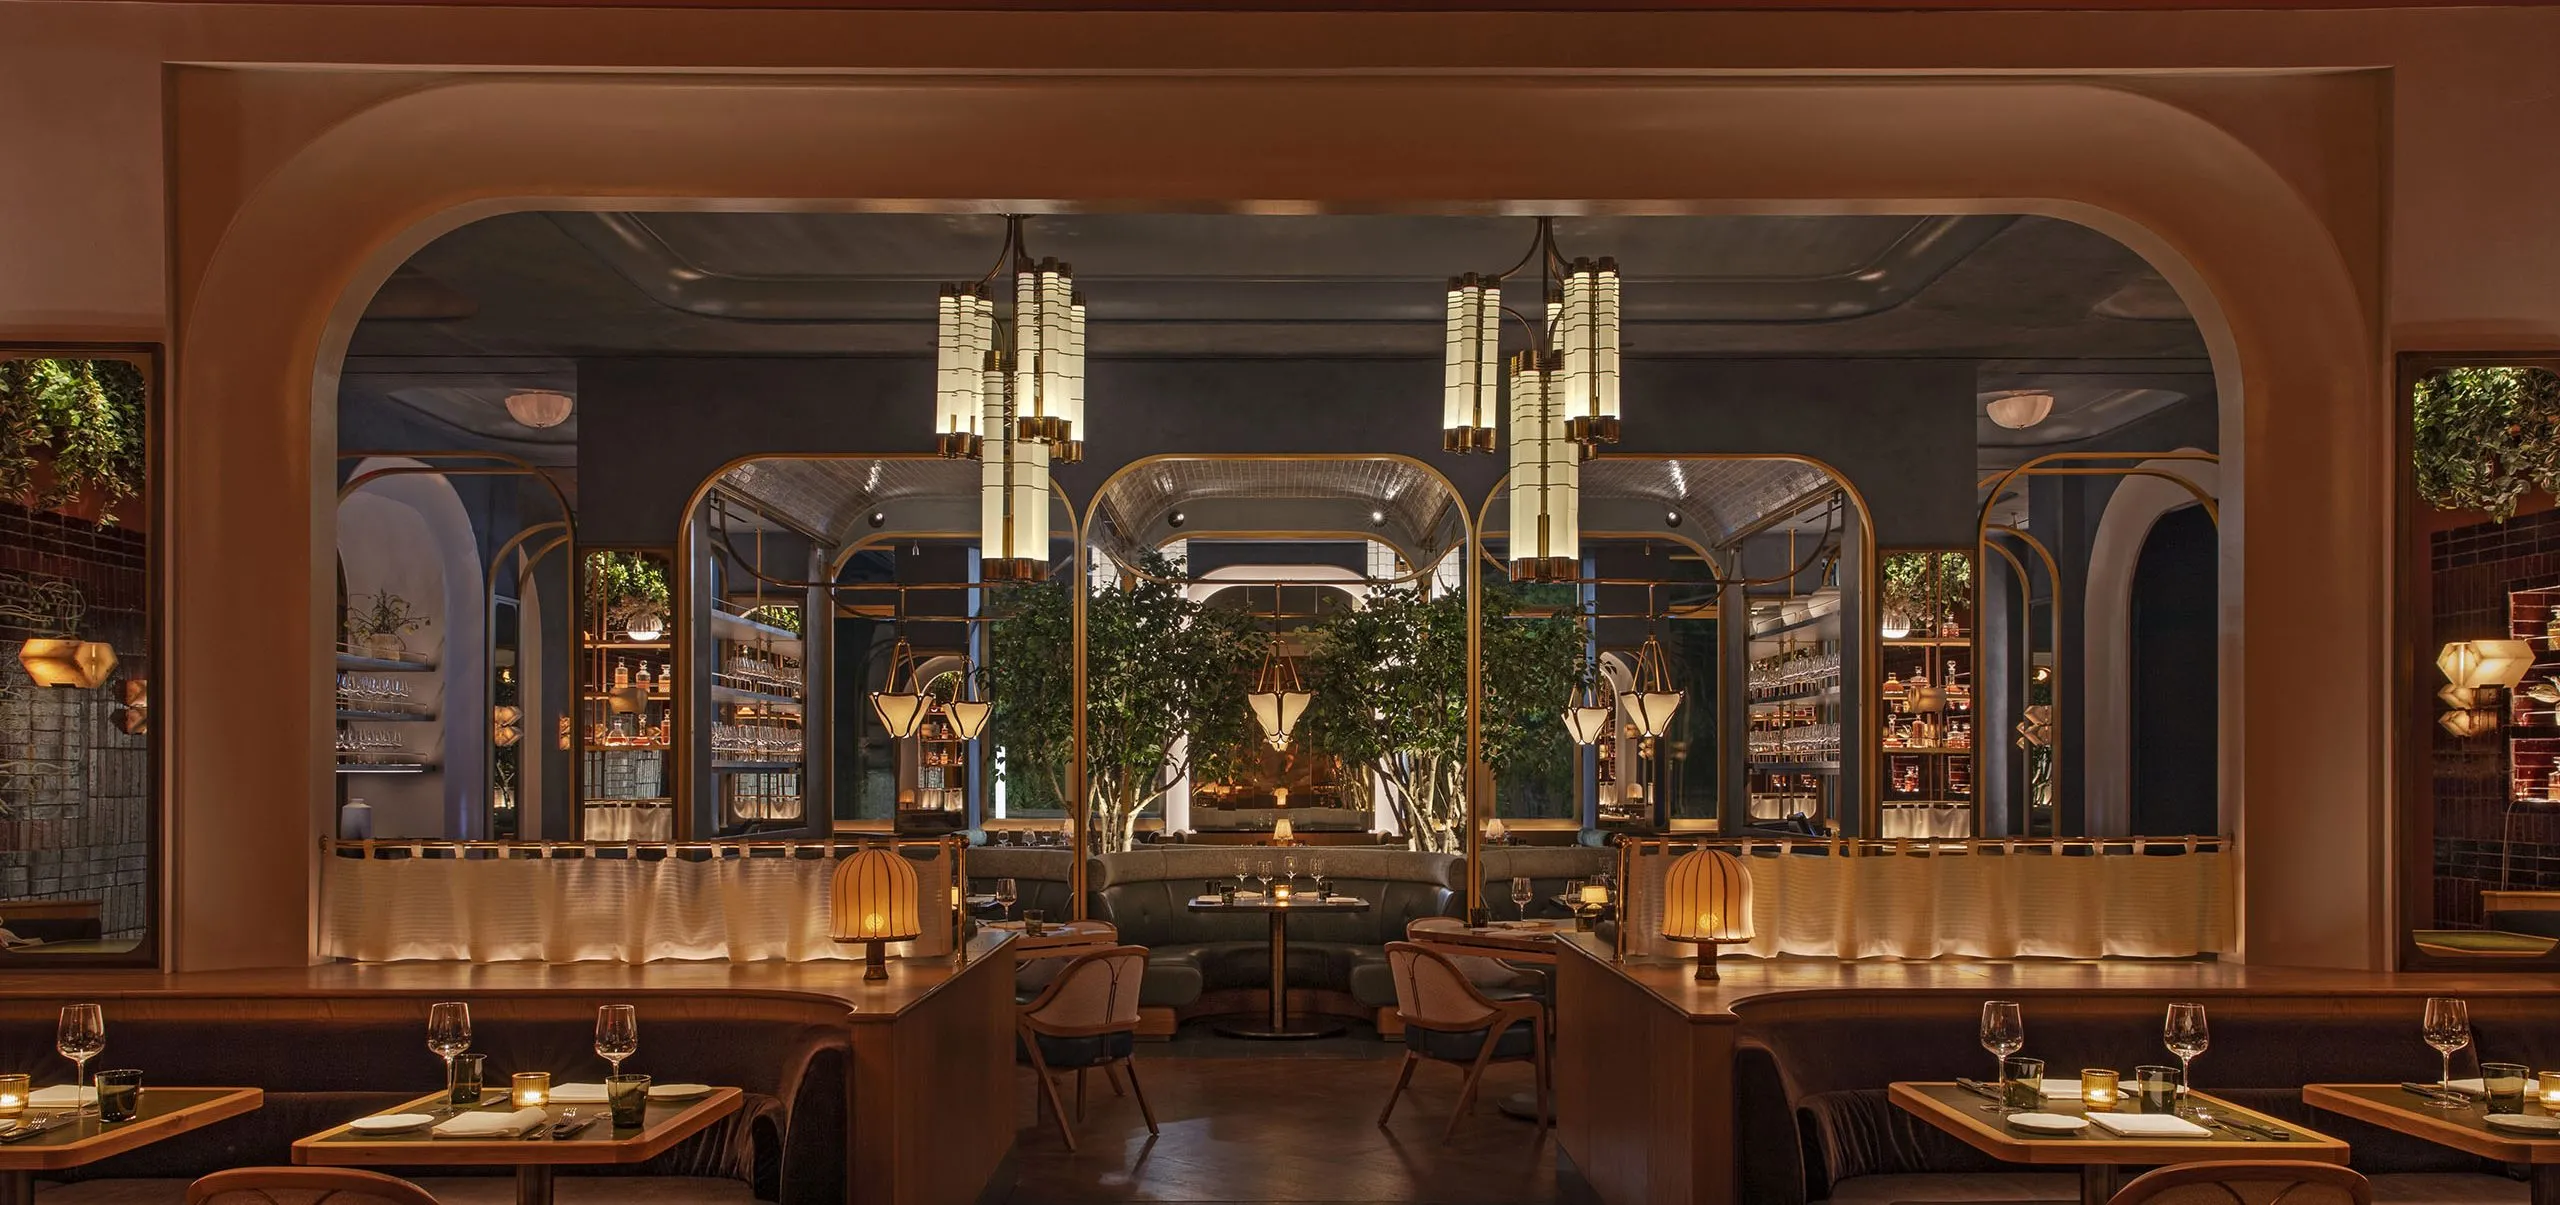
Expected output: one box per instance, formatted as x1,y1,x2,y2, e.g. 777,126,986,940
963,846,1078,918
1477,845,1616,919
1089,847,1463,948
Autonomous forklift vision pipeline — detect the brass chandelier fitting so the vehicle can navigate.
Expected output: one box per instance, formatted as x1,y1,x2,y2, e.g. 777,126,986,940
934,216,1084,583
869,630,932,740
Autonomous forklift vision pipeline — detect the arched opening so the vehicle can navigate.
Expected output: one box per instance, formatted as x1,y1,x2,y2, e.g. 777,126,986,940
2130,504,2220,837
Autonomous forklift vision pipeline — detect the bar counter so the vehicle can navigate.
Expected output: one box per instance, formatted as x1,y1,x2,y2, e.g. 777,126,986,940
1552,934,2560,1205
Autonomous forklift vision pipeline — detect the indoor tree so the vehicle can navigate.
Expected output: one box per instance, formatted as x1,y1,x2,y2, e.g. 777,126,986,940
1296,582,1584,852
987,552,1267,853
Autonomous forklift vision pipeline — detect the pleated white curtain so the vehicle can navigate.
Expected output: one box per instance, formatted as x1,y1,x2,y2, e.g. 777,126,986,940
1619,843,2232,962
320,849,957,963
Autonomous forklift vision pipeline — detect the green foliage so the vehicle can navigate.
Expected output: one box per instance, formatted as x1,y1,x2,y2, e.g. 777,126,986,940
742,604,803,634
586,551,671,629
1881,551,1971,632
2413,366,2560,520
987,553,1268,852
0,358,147,524
345,590,432,639
1297,582,1584,851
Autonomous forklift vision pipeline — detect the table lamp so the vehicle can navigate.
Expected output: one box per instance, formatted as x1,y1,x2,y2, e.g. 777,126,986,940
830,846,922,980
1660,847,1754,980
1576,882,1610,930
1273,816,1295,844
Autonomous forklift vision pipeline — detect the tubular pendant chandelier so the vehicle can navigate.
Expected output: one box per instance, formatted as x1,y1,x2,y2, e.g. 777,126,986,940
1508,349,1579,583
1441,217,1624,459
934,216,1086,464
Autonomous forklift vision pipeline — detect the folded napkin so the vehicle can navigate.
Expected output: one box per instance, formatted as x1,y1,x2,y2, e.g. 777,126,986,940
2088,1113,2211,1139
2038,1078,2083,1101
431,1108,549,1139
548,1083,609,1104
2447,1077,2488,1096
28,1086,94,1108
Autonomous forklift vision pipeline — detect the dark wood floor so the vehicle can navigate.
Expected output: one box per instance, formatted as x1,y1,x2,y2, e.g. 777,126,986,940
1005,1030,1562,1204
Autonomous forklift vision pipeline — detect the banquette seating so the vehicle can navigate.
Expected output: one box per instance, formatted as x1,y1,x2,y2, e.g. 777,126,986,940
0,994,846,1205
962,845,1079,920
1732,992,2550,1205
1084,846,1464,1034
1474,846,1617,922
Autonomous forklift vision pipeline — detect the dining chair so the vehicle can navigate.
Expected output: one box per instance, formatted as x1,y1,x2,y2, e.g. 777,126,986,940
188,1168,442,1205
2108,1161,2372,1205
1377,939,1550,1141
1017,943,1157,1151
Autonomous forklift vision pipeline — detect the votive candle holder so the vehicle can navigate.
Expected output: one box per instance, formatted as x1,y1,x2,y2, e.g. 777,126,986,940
2080,1068,2120,1110
511,1072,550,1109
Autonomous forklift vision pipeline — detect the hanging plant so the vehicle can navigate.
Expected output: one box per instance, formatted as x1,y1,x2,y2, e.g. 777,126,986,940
1881,552,1970,633
585,552,671,630
0,358,147,524
2414,366,2560,521
742,604,803,634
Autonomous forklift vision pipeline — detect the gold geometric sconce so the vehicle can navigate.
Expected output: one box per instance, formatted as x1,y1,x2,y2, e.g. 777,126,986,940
2438,638,2533,737
18,638,117,689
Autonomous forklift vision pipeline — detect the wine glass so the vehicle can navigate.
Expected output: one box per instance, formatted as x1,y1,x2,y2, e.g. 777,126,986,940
1281,854,1299,887
426,1001,472,1114
1979,1001,2024,1088
994,878,1019,923
595,1005,638,1076
56,1004,104,1116
1510,876,1534,920
2423,997,2472,1109
2163,1003,2208,1116
1254,858,1275,897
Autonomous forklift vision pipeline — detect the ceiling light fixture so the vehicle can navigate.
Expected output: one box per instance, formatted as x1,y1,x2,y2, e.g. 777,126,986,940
1442,216,1622,459
1985,391,2056,430
1560,680,1613,746
1508,348,1579,582
503,389,575,430
868,630,932,740
935,216,1086,465
1246,601,1312,751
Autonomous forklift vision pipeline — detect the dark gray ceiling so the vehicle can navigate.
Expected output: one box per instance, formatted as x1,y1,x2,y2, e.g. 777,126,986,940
339,209,2211,466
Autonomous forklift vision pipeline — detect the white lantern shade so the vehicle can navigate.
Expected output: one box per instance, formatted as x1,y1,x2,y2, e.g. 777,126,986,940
1621,689,1683,738
1249,689,1313,750
828,847,922,943
871,690,930,740
1442,276,1500,450
945,698,993,741
981,363,1052,570
1562,703,1613,745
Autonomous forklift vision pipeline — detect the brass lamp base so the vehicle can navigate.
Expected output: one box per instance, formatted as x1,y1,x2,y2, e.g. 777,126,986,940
981,557,1045,583
1696,946,1719,981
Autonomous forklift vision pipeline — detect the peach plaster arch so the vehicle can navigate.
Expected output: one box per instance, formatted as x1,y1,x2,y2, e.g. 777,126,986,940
166,71,2379,970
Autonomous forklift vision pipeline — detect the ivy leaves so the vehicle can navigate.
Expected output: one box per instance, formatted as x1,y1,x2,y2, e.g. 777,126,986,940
2414,366,2560,521
0,358,147,524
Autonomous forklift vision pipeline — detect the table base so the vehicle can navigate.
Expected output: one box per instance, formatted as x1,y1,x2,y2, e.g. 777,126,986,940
1,1169,30,1205
2537,1164,2560,1205
518,1163,554,1205
1206,1014,1349,1040
2079,1164,2116,1205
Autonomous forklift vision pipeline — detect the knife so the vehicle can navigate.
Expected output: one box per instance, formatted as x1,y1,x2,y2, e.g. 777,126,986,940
2402,1082,2474,1104
1955,1078,2004,1102
550,1116,599,1141
0,1117,70,1144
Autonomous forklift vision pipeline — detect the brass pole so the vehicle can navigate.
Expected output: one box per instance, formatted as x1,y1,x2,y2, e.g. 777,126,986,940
1464,502,1484,916
1069,524,1089,918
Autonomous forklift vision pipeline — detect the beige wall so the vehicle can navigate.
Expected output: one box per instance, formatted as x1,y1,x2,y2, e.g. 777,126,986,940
2,3,2552,970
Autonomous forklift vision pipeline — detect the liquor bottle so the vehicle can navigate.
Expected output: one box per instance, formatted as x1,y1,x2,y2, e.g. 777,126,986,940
634,662,653,693
613,659,631,689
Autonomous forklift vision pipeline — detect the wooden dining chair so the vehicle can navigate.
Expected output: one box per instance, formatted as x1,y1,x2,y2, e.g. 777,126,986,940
1376,939,1550,1141
188,1168,442,1205
2109,1161,2372,1205
1017,943,1157,1151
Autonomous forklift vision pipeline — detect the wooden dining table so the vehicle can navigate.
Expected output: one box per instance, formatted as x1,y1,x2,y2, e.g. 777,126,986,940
1891,1081,2348,1205
0,1088,263,1205
1187,893,1370,1039
2307,1083,2560,1204
294,1086,740,1205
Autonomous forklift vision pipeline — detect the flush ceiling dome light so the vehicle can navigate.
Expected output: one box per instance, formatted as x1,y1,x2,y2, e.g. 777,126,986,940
1985,391,2056,430
503,389,575,430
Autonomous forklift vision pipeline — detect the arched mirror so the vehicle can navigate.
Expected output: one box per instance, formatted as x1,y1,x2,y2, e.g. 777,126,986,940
693,454,1077,838
1082,455,1476,853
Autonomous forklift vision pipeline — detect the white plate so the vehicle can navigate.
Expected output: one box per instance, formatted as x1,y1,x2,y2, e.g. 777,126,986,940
2487,1114,2560,1135
646,1083,713,1102
2005,1112,2090,1135
349,1113,435,1135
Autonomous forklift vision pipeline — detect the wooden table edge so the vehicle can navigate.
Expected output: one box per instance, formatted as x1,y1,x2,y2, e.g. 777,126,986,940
0,1087,264,1171
2304,1083,2560,1165
291,1087,741,1167
1889,1082,2349,1165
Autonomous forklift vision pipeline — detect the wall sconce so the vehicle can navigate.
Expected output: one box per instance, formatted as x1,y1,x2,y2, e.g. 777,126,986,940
829,846,921,980
2439,639,2533,737
115,679,149,735
18,639,117,689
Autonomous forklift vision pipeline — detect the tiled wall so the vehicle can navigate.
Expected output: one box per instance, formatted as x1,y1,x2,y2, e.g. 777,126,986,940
0,501,150,941
2430,506,2560,928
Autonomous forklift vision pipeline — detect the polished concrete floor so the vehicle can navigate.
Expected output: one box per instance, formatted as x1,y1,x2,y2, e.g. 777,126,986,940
1005,1022,1562,1204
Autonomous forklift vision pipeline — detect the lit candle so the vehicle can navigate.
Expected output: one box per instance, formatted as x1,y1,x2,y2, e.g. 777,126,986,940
2540,1071,2560,1110
1273,883,1293,902
512,1072,550,1109
2080,1068,2120,1110
0,1073,27,1119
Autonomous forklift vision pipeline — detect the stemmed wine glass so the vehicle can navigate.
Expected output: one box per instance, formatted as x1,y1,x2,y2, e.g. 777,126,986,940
56,1004,104,1117
595,1005,639,1077
994,878,1019,923
1254,858,1275,897
1979,1001,2024,1089
1280,854,1299,888
427,1001,473,1115
2422,997,2472,1109
2163,1004,2209,1116
1510,876,1535,921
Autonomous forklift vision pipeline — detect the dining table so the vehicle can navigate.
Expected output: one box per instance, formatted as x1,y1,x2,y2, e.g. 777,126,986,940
1891,1081,2348,1205
0,1087,264,1205
293,1085,740,1205
1186,892,1370,1039
2307,1082,2560,1204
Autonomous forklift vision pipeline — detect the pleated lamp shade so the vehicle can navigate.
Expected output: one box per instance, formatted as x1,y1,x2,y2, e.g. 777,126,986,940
830,847,921,978
1661,847,1754,980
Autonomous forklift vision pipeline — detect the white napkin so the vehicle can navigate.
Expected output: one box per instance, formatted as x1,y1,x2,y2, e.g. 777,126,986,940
431,1108,549,1139
2447,1077,2488,1096
2038,1078,2082,1100
548,1083,609,1104
28,1086,95,1107
2088,1113,2212,1139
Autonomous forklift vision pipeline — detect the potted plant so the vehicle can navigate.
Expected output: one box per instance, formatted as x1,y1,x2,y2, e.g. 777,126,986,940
345,591,432,660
